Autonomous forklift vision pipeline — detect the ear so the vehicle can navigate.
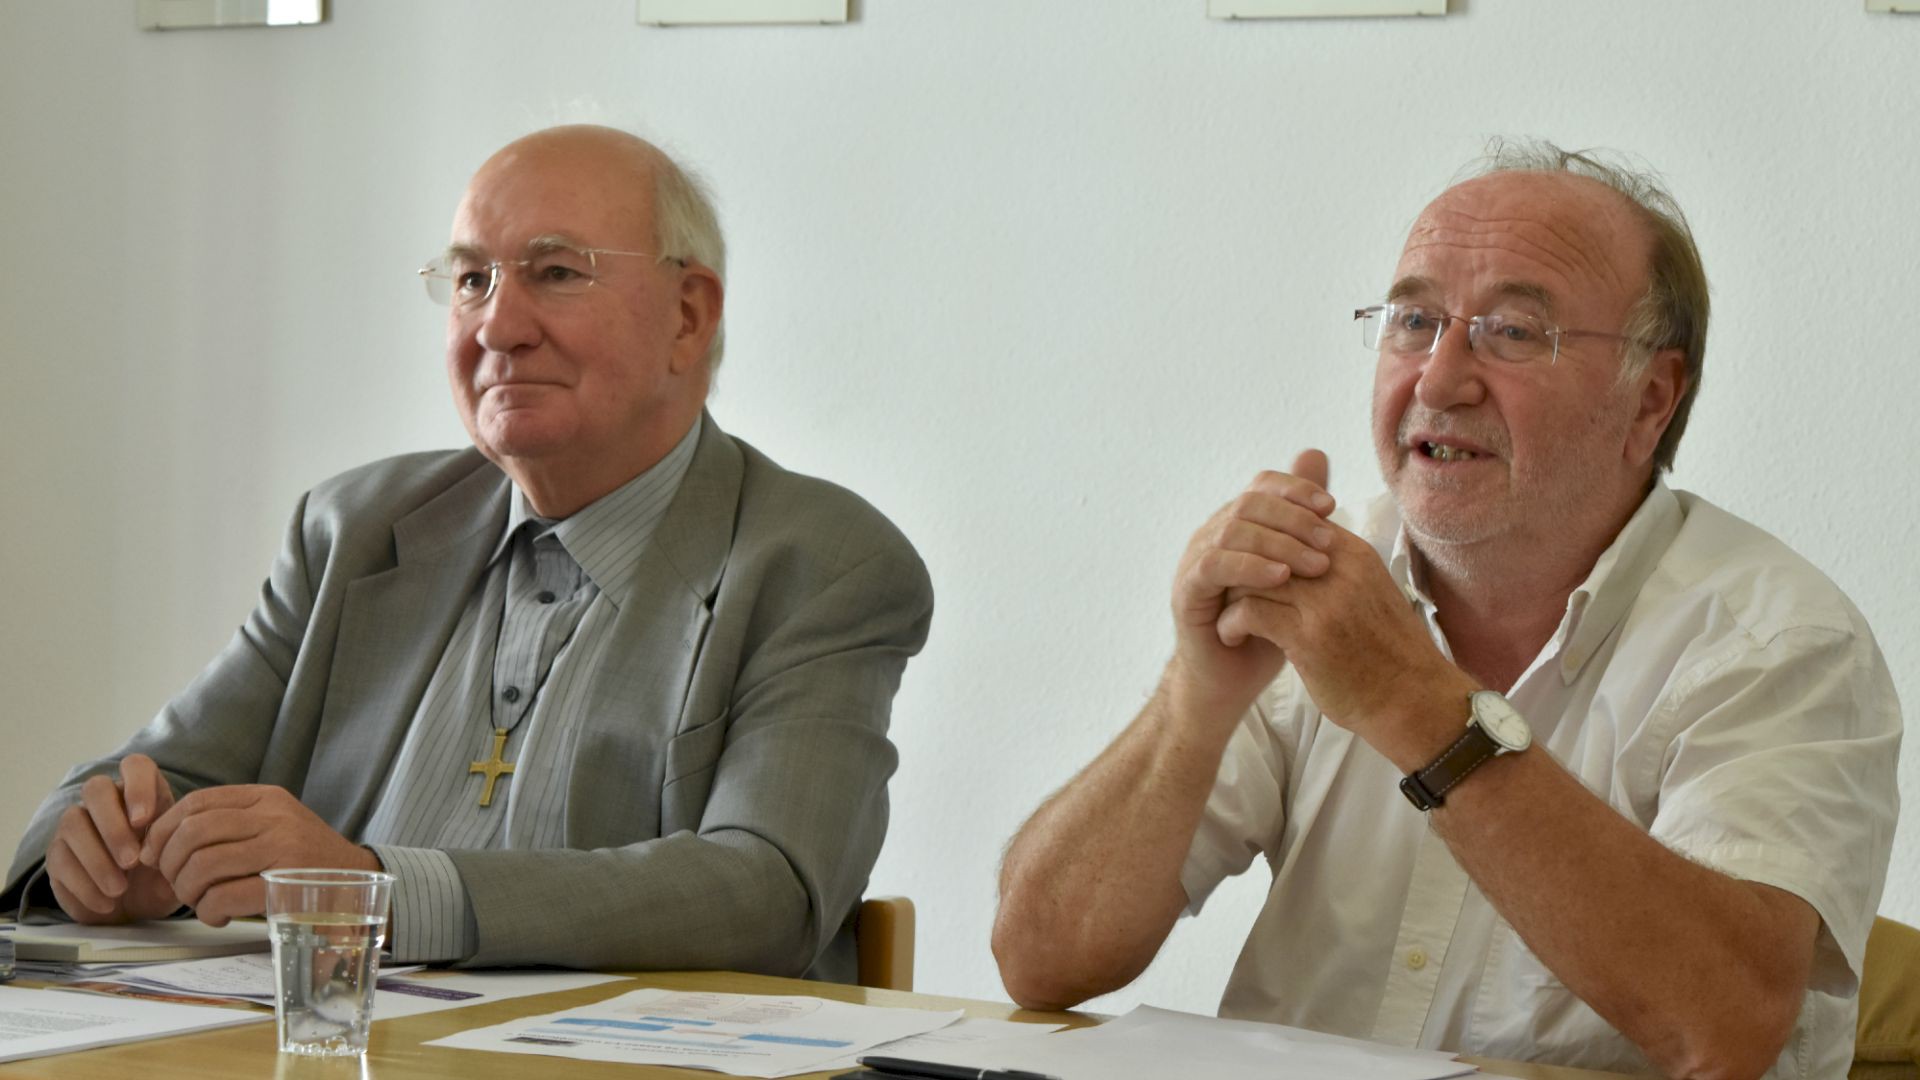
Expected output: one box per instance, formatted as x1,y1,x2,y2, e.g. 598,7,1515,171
670,264,724,376
1624,347,1686,468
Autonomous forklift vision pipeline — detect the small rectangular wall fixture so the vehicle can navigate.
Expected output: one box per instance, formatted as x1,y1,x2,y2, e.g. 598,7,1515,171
1210,0,1444,17
138,0,325,30
638,0,848,25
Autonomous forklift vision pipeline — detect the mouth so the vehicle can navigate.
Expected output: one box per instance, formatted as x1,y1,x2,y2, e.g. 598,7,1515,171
1417,441,1484,463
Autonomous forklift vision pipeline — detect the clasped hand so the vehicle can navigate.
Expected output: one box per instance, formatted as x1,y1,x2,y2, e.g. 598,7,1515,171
45,753,376,926
1172,449,1454,741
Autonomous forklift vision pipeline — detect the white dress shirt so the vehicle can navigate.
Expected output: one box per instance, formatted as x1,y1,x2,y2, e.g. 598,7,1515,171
1179,480,1902,1078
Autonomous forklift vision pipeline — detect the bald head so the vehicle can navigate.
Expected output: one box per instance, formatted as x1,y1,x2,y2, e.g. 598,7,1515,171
1400,171,1657,332
476,125,669,204
455,125,729,372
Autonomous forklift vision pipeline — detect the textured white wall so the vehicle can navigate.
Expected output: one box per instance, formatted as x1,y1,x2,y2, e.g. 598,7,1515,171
1,1,1914,1015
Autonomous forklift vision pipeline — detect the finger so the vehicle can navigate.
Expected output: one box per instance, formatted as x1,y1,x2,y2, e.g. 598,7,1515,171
121,867,187,923
170,838,269,912
1221,492,1339,552
155,807,263,882
1217,594,1300,651
119,754,173,830
1178,550,1291,625
46,833,121,917
1215,518,1332,576
79,775,142,870
193,876,267,928
142,786,234,864
1290,448,1331,494
1244,467,1333,516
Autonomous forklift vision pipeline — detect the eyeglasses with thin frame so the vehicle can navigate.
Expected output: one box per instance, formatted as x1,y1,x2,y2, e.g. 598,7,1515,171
418,243,687,307
1354,302,1637,365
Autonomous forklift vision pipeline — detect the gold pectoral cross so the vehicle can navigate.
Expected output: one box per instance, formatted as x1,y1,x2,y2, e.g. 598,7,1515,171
469,728,516,808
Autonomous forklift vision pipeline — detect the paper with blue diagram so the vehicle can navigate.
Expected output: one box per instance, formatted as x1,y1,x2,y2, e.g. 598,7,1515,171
427,987,965,1077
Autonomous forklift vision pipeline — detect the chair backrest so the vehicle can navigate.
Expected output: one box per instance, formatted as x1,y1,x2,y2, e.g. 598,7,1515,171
856,896,916,991
1852,915,1920,1080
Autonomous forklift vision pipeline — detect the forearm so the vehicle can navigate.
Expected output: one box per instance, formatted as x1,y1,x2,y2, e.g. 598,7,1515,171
993,665,1242,1009
448,829,821,973
1435,748,1815,1080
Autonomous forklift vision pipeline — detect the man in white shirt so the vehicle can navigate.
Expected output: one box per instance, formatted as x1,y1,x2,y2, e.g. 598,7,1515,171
992,141,1901,1079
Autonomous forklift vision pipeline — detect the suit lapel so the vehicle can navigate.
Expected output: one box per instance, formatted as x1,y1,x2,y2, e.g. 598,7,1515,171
565,416,744,845
303,465,509,831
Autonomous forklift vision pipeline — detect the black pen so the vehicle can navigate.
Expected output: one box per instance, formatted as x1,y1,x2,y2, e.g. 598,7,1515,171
858,1055,1063,1080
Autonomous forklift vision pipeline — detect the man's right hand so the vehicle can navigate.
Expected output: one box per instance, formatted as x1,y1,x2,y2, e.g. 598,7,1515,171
45,754,183,923
1169,449,1335,723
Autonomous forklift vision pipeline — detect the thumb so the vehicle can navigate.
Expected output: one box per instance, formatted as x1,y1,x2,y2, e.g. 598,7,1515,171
1291,448,1331,496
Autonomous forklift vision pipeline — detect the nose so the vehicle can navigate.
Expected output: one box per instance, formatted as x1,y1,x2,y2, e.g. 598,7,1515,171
471,267,544,355
1412,315,1487,411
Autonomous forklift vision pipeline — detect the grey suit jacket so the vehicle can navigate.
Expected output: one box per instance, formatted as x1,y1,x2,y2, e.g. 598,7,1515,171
4,416,934,981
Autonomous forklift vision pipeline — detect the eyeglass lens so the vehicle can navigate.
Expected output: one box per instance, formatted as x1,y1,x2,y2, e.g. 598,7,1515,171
421,248,601,307
1360,304,1556,364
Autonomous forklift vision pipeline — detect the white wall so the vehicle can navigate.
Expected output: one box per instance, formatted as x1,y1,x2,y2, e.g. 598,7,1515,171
2,0,1914,1014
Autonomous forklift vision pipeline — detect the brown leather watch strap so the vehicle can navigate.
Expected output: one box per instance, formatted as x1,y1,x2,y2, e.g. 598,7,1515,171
1399,724,1502,811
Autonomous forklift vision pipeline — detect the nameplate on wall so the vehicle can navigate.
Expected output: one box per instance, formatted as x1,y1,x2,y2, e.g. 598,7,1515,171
137,0,324,30
638,0,848,25
1209,0,1444,17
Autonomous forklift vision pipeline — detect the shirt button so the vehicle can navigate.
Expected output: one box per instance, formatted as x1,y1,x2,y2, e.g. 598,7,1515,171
501,686,521,703
1406,948,1428,971
536,590,556,604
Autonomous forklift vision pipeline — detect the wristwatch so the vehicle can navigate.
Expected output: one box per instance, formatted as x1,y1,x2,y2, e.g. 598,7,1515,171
1399,690,1532,811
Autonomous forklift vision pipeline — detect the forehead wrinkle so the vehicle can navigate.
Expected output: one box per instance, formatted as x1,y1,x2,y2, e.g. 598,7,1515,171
1404,204,1634,302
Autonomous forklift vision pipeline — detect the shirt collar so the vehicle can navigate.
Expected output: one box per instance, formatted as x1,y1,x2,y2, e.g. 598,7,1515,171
1384,478,1685,685
1553,478,1683,683
487,415,704,604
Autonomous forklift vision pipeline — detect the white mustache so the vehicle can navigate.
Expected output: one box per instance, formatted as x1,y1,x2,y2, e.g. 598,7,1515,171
1394,408,1509,455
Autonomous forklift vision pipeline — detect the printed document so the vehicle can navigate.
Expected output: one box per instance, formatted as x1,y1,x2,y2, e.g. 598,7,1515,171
427,987,963,1077
901,1005,1477,1080
84,953,622,1018
0,984,263,1063
813,1016,1065,1074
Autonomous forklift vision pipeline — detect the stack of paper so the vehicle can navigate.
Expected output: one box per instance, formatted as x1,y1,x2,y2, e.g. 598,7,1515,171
5,919,267,964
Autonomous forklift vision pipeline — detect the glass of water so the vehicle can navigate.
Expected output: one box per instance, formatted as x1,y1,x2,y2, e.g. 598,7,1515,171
261,868,396,1057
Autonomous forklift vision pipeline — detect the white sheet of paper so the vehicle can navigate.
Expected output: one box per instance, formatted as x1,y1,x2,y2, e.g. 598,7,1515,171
811,1016,1065,1075
0,984,265,1063
100,954,621,1018
904,1005,1477,1080
426,987,963,1077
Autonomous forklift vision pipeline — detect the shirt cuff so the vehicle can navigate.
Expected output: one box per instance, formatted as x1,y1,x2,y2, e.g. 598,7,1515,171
369,846,477,963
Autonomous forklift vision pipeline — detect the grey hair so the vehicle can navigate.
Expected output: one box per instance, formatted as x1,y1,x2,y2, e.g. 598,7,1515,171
649,151,728,374
1459,138,1710,474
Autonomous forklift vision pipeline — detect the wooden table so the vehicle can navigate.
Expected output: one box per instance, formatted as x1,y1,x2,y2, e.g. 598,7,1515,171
0,970,1639,1079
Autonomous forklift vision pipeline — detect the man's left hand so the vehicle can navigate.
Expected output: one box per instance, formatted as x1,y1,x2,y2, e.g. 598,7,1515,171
139,786,380,926
1217,521,1472,764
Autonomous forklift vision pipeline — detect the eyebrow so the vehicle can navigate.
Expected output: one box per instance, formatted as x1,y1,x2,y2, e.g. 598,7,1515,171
440,234,587,263
1492,281,1558,318
1385,276,1434,303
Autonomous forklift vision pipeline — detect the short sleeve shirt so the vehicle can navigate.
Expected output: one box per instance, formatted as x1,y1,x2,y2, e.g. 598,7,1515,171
1178,481,1903,1078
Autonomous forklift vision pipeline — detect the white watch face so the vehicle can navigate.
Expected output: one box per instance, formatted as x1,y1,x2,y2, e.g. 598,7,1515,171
1470,691,1532,752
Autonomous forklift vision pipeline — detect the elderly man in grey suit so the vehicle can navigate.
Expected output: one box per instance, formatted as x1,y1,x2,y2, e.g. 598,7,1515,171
2,125,933,980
